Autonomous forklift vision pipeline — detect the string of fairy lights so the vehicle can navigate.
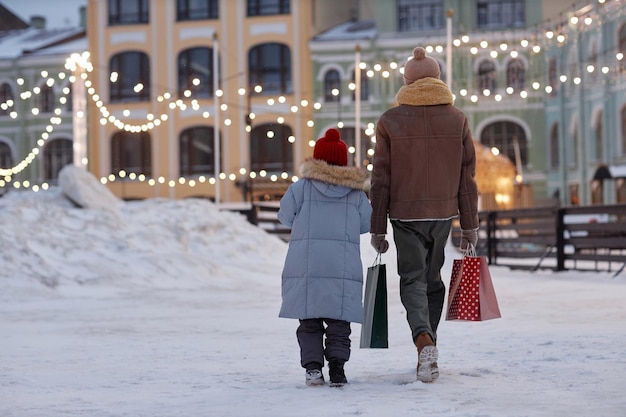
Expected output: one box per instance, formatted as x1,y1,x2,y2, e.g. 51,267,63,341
1,0,624,192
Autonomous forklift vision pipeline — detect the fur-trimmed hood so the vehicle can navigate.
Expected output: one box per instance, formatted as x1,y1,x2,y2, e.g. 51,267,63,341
396,77,454,106
299,158,369,191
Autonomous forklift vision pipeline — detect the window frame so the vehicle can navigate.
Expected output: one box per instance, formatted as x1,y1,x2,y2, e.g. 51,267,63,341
480,121,527,167
477,0,525,30
110,131,152,176
43,138,73,182
549,124,559,169
595,112,603,162
177,47,214,99
108,0,149,25
176,0,219,20
323,70,341,102
619,23,626,73
109,51,151,103
478,60,497,93
397,0,444,32
248,43,292,95
351,69,369,101
506,58,525,92
249,123,294,174
179,126,221,176
39,84,55,114
0,141,12,168
0,83,13,116
247,0,290,16
621,105,626,156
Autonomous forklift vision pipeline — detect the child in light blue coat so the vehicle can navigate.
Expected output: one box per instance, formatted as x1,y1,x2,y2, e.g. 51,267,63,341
278,128,372,387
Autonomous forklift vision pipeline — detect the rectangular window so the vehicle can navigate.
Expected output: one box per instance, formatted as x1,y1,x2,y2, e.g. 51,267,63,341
477,0,525,29
247,0,290,16
177,0,218,20
398,0,443,32
108,0,149,25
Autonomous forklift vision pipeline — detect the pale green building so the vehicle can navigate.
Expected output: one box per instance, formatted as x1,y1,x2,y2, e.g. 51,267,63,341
310,0,626,208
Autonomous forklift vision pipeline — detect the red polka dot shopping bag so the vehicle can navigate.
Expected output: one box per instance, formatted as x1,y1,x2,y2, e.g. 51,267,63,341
446,246,501,321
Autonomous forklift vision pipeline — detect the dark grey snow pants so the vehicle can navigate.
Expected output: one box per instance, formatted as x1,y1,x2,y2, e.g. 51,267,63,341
391,219,451,344
297,318,351,369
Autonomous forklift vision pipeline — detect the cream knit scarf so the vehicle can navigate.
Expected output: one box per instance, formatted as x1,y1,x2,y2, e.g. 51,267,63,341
395,77,454,106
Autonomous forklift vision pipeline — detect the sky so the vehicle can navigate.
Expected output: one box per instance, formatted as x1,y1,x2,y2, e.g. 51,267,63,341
2,0,86,29
1,165,626,417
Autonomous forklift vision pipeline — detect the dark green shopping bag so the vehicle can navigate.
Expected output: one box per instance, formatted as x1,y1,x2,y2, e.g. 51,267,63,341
360,254,388,348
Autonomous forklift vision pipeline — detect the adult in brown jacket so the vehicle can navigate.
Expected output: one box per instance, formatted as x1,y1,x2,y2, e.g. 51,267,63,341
369,47,479,383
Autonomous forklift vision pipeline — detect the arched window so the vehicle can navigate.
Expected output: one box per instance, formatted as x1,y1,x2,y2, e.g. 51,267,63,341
43,138,73,182
324,70,340,102
109,51,151,102
0,83,13,116
111,131,152,176
595,112,603,161
179,126,221,176
480,121,527,167
64,83,73,112
178,47,214,98
589,43,598,82
549,123,559,169
338,127,370,167
39,84,55,113
249,43,291,95
617,23,626,72
621,105,626,156
571,124,579,169
478,60,496,93
0,141,12,168
250,123,293,173
548,57,558,96
506,58,525,92
351,69,369,101
566,50,579,96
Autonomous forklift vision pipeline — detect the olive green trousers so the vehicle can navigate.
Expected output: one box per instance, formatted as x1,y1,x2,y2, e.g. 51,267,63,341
391,219,452,344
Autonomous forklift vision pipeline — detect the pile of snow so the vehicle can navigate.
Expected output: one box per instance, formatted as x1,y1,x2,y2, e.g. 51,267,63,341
0,166,287,294
1,167,625,417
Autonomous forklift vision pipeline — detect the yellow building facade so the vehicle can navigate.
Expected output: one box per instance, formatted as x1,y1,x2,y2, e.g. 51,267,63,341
84,0,354,202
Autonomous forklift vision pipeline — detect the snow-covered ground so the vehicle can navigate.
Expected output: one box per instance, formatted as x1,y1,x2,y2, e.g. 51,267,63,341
1,167,625,417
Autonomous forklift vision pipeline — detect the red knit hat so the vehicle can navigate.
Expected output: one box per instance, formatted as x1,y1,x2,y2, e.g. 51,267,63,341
313,128,348,166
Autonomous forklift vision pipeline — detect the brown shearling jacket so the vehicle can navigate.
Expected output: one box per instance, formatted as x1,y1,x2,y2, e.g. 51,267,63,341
370,77,479,235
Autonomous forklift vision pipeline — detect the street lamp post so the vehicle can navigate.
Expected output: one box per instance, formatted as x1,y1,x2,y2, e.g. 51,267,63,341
213,32,220,205
246,85,263,129
355,44,361,168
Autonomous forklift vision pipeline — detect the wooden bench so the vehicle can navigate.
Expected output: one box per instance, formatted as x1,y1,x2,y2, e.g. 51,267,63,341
451,204,626,276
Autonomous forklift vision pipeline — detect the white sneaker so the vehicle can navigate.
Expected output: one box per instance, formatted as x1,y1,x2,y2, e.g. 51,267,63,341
417,345,439,383
305,369,325,386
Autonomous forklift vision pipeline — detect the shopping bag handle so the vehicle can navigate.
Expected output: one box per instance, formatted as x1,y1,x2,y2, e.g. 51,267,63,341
372,252,382,266
462,243,477,257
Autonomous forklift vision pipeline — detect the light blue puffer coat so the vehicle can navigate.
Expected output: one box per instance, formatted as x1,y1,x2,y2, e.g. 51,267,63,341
278,158,372,323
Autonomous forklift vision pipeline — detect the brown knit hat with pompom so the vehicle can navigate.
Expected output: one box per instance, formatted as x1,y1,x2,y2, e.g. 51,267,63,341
403,47,441,85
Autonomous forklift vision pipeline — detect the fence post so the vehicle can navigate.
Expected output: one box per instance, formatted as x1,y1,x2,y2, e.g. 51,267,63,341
487,211,496,265
556,208,565,271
